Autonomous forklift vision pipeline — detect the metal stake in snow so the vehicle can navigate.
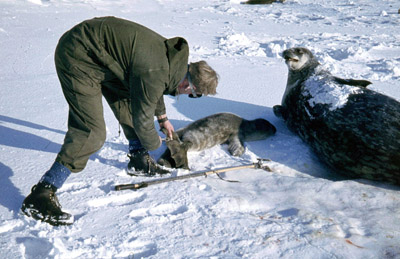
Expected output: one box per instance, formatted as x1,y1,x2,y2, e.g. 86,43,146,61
114,158,271,191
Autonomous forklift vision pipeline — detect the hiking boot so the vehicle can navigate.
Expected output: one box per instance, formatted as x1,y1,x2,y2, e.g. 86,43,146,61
21,182,73,226
127,149,170,176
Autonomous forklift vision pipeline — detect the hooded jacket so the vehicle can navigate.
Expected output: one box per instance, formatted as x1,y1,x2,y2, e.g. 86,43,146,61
57,16,189,150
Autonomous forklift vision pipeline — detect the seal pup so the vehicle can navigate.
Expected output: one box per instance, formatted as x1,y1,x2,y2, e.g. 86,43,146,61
273,47,400,185
158,112,276,169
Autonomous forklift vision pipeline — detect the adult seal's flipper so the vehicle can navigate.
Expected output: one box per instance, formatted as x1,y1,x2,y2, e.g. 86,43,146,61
273,105,288,120
333,77,372,88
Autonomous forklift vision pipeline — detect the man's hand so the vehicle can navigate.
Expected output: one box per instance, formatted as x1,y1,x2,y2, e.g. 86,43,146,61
157,115,174,140
160,120,174,140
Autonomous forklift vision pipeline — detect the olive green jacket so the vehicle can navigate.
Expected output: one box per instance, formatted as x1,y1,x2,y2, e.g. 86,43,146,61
63,16,189,150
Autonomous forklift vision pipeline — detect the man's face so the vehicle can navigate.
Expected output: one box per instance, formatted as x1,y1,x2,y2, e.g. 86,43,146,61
177,78,191,94
177,78,202,98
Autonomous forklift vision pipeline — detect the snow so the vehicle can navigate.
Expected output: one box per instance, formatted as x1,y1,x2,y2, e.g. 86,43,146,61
1,0,400,258
304,68,362,111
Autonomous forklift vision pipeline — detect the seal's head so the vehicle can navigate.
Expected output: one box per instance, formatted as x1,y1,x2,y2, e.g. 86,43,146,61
278,47,321,106
239,118,276,142
282,47,317,72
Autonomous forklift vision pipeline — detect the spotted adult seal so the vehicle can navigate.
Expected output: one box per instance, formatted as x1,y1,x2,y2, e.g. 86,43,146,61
273,47,400,185
158,112,276,169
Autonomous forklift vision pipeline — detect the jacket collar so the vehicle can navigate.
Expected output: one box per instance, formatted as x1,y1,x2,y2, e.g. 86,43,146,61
165,37,189,95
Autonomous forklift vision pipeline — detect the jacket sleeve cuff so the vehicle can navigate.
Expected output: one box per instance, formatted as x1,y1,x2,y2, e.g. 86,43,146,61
154,96,166,116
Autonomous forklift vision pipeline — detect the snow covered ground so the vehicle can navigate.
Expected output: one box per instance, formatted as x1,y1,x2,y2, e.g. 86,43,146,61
1,0,400,258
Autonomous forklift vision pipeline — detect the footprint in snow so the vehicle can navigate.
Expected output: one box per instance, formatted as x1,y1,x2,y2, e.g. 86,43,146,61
16,237,53,259
87,192,146,208
117,238,157,258
129,203,189,221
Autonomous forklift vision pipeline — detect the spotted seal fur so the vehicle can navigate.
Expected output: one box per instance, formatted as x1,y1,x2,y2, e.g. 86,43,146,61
158,112,276,169
273,47,400,185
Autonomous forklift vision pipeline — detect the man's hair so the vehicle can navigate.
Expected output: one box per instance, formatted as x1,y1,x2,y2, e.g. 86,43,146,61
188,61,219,95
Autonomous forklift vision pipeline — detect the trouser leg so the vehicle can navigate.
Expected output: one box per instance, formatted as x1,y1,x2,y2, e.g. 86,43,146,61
101,80,143,152
100,77,168,176
55,66,106,173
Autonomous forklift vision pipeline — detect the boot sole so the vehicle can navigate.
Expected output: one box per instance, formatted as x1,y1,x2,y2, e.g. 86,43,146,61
21,205,74,226
125,167,170,177
125,168,156,177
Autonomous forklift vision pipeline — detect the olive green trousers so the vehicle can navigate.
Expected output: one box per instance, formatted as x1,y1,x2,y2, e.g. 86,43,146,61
54,37,137,173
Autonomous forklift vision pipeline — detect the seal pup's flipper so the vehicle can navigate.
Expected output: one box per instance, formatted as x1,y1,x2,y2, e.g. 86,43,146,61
227,135,245,156
167,139,190,169
158,148,175,168
158,128,190,169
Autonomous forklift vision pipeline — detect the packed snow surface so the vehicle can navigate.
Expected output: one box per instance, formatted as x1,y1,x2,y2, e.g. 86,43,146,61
1,0,400,258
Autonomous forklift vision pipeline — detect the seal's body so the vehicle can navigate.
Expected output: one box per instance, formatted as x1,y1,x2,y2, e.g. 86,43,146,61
274,47,400,185
158,113,276,169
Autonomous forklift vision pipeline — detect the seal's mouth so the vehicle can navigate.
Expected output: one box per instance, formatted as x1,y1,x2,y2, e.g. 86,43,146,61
286,57,299,62
282,50,299,63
